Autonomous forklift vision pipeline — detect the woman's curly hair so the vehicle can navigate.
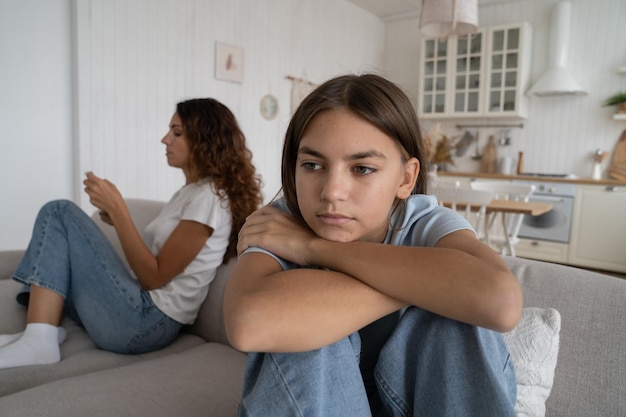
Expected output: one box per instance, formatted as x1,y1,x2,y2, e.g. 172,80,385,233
176,98,263,262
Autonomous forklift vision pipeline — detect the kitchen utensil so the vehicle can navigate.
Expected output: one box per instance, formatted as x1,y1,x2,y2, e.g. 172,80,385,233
498,156,515,175
609,129,626,180
609,163,626,180
480,135,497,173
455,130,474,157
498,129,511,146
471,131,482,160
517,151,524,175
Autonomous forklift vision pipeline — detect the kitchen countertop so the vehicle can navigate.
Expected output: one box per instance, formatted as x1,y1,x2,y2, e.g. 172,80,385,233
437,171,626,186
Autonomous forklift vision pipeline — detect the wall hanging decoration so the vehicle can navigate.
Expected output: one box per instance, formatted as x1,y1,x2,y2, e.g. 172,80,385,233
215,42,244,83
286,74,318,113
260,93,279,120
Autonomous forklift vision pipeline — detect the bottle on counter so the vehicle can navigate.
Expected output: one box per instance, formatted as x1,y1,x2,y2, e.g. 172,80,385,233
517,151,524,175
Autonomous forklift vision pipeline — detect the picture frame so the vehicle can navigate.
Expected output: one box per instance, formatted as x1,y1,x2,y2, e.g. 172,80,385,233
214,42,244,83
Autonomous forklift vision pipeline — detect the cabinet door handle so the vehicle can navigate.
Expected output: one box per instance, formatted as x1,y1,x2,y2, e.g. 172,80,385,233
605,186,618,192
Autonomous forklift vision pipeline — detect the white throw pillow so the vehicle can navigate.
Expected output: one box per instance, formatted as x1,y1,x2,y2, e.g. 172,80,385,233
502,307,561,417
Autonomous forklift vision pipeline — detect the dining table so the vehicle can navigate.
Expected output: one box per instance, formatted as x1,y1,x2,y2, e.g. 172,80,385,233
442,199,553,216
441,198,553,256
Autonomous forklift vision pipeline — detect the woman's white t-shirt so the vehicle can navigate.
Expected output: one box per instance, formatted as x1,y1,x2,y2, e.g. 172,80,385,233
142,179,231,324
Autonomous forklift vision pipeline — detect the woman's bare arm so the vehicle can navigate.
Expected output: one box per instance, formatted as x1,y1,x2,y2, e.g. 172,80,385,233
84,172,212,290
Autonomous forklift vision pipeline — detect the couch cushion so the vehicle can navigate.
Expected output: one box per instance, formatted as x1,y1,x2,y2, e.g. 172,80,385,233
0,343,246,417
184,258,236,346
503,307,561,417
0,279,206,397
504,256,626,417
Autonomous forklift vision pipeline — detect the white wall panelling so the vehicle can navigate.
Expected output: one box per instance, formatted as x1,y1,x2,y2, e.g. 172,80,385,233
1,0,385,250
0,0,74,251
74,0,386,210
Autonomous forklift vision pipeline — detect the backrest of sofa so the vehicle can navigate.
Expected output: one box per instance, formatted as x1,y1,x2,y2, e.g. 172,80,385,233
91,198,234,347
504,256,625,417
185,258,235,346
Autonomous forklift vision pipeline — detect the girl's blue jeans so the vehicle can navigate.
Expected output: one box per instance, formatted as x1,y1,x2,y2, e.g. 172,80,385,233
239,307,517,417
11,200,181,354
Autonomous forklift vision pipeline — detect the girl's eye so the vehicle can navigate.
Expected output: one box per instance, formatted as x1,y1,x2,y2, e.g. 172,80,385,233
354,166,375,175
302,162,322,171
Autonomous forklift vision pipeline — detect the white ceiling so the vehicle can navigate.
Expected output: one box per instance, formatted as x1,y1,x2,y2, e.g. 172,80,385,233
345,0,421,19
345,0,525,20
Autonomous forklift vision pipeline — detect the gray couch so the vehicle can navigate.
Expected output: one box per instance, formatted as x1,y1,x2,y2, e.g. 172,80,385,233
0,199,624,417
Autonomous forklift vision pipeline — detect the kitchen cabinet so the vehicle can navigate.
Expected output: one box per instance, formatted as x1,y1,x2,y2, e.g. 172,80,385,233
418,22,532,119
515,239,569,264
568,184,626,273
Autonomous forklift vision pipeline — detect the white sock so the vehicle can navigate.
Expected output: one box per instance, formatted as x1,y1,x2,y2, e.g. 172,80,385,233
0,326,67,348
0,323,62,369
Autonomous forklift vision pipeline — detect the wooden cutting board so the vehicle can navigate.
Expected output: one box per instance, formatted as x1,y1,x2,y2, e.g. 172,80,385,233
609,129,626,180
480,135,498,173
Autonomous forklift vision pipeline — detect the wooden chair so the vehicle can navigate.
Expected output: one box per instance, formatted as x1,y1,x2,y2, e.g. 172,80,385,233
431,184,494,236
469,181,535,256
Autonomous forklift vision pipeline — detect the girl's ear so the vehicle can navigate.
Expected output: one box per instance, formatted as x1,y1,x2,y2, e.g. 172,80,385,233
397,157,420,199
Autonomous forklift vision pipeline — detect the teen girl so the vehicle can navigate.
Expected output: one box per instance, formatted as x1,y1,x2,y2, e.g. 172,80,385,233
224,74,522,416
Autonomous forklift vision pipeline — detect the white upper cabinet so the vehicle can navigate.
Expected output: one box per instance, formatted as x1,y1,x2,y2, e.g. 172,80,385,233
418,22,532,119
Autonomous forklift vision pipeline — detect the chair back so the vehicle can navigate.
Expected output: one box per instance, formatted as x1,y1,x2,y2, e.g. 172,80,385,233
469,181,535,255
431,185,494,233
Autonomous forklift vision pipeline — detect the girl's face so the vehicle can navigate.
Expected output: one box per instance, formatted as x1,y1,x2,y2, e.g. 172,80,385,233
161,113,191,179
295,108,419,243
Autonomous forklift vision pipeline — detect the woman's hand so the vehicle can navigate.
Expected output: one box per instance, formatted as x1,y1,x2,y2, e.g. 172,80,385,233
83,172,125,218
237,205,319,266
98,210,114,226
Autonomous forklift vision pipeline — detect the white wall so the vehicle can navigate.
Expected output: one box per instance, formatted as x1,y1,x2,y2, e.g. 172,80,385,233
74,0,386,211
1,0,385,250
0,0,74,250
385,0,626,178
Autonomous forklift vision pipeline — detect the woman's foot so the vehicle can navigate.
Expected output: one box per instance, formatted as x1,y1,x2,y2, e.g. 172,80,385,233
0,323,63,369
0,326,67,348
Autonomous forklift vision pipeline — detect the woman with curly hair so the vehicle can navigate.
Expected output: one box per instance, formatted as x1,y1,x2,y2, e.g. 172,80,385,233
0,98,262,369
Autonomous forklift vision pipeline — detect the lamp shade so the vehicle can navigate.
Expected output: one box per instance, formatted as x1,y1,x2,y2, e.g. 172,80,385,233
420,0,478,38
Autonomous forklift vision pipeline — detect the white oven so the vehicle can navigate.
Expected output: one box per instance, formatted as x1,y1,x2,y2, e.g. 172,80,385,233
512,180,576,243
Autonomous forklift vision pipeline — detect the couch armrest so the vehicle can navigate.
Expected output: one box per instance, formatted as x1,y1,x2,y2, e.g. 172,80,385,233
0,250,24,280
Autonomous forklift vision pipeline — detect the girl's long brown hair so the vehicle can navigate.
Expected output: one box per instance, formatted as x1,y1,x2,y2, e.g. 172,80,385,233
176,98,263,261
280,74,428,225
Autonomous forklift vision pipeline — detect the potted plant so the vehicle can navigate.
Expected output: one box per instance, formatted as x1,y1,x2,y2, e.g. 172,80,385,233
603,91,626,114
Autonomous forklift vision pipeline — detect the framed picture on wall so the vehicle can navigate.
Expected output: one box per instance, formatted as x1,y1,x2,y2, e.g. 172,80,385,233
215,42,244,83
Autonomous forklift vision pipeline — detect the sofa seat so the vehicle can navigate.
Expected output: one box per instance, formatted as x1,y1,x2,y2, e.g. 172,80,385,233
0,342,246,417
0,279,208,397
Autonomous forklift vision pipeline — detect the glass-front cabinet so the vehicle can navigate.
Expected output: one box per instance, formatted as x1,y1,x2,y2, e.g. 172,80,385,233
452,31,485,115
421,38,449,114
418,22,532,119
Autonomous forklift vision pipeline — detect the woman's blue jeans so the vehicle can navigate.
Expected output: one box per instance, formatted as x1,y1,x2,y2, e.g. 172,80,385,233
239,307,517,417
11,200,181,354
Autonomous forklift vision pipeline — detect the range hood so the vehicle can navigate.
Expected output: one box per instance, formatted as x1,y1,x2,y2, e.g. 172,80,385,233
527,1,587,97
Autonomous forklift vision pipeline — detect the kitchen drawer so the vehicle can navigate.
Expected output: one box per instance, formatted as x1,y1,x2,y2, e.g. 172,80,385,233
515,238,569,264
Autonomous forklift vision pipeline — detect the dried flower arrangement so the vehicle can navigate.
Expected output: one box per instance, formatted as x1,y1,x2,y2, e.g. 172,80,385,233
423,123,455,167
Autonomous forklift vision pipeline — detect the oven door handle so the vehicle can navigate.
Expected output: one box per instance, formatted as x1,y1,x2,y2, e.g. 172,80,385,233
533,196,566,203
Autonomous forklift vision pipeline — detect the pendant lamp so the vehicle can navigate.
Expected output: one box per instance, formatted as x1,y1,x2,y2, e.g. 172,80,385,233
419,0,479,38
